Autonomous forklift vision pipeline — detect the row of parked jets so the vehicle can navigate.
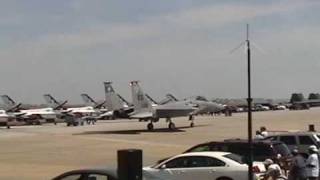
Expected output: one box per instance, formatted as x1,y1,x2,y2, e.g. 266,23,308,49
0,81,225,130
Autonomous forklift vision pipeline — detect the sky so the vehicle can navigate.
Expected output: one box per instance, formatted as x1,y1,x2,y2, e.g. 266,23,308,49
0,0,320,104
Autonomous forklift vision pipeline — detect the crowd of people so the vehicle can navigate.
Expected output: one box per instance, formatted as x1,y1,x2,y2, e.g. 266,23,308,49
252,126,320,180
262,145,319,180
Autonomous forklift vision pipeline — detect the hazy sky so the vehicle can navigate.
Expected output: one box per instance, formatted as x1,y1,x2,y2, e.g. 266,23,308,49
0,0,320,104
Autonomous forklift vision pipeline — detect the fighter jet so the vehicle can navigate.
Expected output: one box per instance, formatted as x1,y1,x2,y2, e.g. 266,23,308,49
129,81,196,130
43,94,97,115
145,93,225,119
163,94,225,119
1,95,57,124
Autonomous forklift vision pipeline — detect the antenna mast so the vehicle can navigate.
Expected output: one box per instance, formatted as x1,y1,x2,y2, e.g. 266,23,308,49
246,24,253,180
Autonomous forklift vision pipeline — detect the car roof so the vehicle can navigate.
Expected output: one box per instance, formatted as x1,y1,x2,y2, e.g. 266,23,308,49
268,131,320,136
176,151,231,157
195,139,281,145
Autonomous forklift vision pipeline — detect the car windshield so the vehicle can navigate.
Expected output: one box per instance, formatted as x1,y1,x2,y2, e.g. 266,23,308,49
223,153,245,164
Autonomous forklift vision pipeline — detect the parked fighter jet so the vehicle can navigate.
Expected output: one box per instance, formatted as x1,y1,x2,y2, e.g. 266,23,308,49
1,95,57,124
163,94,225,119
144,93,225,119
43,94,97,115
129,81,195,130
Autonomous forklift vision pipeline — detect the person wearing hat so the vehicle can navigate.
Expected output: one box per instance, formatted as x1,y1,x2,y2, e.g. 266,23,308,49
264,158,285,179
306,145,319,180
288,149,307,180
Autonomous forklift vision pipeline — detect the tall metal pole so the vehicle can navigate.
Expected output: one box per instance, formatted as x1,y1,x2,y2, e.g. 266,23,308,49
246,24,253,180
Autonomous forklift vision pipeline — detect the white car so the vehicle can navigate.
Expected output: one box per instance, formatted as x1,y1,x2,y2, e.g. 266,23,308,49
143,152,261,180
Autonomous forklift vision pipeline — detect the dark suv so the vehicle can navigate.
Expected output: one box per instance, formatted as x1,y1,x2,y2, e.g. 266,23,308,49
264,132,320,154
184,139,292,169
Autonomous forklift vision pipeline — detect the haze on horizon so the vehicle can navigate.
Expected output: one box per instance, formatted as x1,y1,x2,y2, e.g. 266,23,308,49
0,0,319,104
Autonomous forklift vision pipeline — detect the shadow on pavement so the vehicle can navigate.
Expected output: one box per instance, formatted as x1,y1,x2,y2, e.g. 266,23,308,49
74,125,209,135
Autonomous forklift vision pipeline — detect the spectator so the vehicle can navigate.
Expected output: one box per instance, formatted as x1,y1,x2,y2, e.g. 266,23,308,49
306,145,319,180
263,158,286,180
260,126,268,137
288,149,307,180
254,130,264,140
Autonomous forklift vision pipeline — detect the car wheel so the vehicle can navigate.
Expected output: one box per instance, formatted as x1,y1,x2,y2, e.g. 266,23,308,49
216,177,233,180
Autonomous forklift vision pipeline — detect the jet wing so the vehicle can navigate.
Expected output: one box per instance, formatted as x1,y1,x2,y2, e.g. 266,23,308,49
12,112,26,117
98,111,113,118
129,111,153,119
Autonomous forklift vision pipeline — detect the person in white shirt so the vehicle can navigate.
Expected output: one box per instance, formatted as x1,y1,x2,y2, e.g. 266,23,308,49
254,130,264,140
260,126,268,137
306,145,319,180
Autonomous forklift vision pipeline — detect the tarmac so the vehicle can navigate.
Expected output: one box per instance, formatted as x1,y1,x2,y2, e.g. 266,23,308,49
1,108,320,179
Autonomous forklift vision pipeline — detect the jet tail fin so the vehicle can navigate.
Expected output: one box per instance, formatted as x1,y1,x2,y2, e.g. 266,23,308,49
117,94,132,107
1,95,16,107
43,94,67,110
81,93,106,109
104,82,125,111
166,94,178,101
1,95,21,112
81,94,97,105
159,93,178,105
130,81,152,113
145,93,158,105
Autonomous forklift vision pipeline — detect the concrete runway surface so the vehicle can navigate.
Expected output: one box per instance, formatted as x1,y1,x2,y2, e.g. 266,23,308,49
1,108,320,179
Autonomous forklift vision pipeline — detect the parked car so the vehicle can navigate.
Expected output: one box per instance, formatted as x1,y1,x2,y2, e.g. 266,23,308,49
264,131,320,154
52,169,118,180
182,139,292,170
185,139,291,160
144,152,261,180
289,103,309,110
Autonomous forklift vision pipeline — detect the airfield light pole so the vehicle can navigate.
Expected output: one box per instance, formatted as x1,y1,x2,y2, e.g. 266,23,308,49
246,24,253,180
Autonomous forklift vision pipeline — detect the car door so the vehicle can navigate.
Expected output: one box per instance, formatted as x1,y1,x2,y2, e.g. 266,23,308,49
180,156,227,180
150,156,191,180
